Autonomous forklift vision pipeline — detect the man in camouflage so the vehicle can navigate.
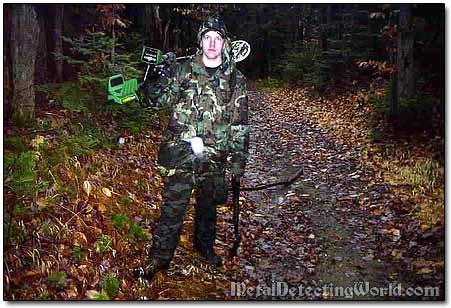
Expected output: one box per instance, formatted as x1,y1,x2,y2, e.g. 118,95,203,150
138,15,249,279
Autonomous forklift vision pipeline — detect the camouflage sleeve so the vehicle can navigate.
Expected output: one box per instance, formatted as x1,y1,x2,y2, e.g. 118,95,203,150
229,73,250,177
142,63,180,109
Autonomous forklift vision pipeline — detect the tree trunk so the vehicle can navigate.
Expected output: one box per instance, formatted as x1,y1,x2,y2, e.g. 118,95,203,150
173,12,181,52
53,4,64,82
111,6,116,67
162,20,171,52
35,5,49,85
397,4,415,98
155,5,163,42
391,70,399,118
143,4,154,44
10,4,39,126
4,5,13,121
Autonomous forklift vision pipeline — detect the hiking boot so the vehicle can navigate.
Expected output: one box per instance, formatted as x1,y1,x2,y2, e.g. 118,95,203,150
193,237,201,251
198,249,223,267
193,237,222,267
133,258,170,280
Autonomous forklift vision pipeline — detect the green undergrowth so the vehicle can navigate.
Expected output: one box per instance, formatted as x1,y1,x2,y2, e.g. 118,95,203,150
365,84,444,228
255,77,287,90
4,81,159,247
367,84,440,138
111,212,149,242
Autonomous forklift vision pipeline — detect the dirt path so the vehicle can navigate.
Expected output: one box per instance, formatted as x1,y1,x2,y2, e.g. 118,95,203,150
223,90,416,300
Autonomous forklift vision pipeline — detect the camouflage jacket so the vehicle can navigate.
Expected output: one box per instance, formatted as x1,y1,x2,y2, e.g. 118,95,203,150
145,53,250,177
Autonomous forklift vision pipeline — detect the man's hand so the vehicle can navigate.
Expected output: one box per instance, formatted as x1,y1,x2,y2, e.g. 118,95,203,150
139,54,176,108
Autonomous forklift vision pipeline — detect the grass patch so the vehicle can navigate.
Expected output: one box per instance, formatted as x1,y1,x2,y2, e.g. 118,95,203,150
381,156,444,228
255,77,287,90
397,158,443,195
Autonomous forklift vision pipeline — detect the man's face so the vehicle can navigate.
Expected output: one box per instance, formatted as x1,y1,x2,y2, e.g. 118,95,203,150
200,30,225,61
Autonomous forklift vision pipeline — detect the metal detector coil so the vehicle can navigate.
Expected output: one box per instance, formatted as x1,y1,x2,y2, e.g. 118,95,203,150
230,40,251,63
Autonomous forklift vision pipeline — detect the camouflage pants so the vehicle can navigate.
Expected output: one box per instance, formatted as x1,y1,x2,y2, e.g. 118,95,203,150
151,158,228,261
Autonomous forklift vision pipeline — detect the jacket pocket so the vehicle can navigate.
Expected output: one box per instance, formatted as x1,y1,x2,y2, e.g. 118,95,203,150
158,141,191,169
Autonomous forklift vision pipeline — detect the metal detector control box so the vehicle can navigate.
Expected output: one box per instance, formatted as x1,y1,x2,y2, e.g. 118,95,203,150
141,47,164,65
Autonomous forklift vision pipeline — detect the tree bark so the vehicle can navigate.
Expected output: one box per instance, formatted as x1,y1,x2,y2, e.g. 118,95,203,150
397,4,415,98
35,5,49,85
111,6,116,68
162,20,171,51
10,4,39,126
155,5,163,41
4,5,13,121
53,4,64,82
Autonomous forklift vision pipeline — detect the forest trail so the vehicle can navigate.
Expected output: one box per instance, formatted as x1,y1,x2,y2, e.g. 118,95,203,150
218,90,443,300
4,88,443,300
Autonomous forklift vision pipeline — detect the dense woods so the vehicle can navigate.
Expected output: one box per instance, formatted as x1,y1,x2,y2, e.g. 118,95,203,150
4,4,445,124
3,4,444,300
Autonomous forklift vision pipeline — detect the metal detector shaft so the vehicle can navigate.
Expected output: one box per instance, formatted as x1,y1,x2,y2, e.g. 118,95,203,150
230,177,241,257
143,65,150,82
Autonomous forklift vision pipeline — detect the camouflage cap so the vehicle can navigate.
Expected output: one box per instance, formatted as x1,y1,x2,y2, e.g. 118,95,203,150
197,14,228,43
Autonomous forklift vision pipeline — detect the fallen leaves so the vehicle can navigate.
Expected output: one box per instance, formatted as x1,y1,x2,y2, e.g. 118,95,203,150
72,231,88,247
4,85,444,300
102,187,112,197
83,181,92,197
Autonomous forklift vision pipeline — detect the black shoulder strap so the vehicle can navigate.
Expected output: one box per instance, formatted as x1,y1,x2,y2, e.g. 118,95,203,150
229,69,237,102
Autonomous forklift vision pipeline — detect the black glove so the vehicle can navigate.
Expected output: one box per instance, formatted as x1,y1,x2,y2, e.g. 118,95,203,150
151,52,176,79
139,52,176,108
163,52,176,65
152,65,171,80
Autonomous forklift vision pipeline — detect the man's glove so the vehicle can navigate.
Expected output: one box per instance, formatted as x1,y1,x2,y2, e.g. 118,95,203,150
152,52,176,79
152,65,171,82
139,53,176,108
